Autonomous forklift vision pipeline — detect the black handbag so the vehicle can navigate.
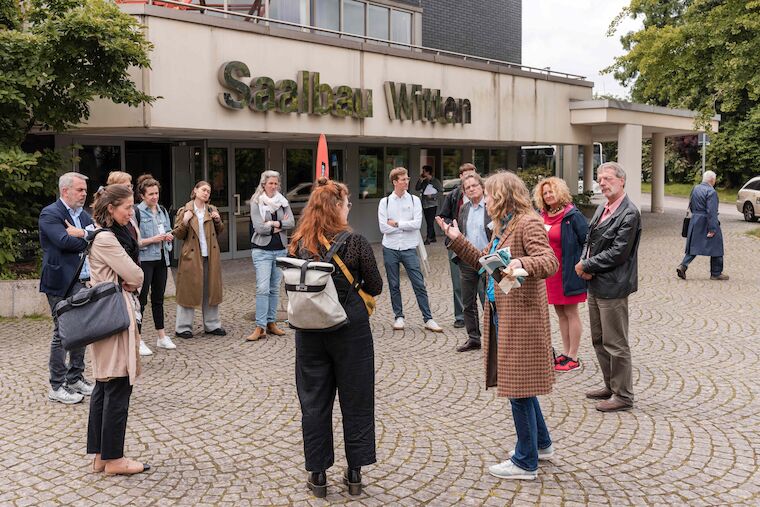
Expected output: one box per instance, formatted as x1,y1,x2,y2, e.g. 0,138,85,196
681,189,694,238
54,230,131,351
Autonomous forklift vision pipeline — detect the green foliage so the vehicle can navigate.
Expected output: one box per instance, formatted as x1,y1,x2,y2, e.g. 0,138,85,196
606,0,760,187
0,0,155,276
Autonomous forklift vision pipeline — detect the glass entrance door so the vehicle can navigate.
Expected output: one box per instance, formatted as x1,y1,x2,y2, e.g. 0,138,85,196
234,147,266,256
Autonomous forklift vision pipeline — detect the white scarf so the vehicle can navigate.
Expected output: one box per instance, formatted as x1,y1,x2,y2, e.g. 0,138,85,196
258,191,289,220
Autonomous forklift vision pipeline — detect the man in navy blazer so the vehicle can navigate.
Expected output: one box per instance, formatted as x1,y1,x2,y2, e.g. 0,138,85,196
39,172,95,404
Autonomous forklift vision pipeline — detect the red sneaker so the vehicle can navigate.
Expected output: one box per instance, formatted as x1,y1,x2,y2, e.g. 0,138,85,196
554,354,567,365
555,357,580,372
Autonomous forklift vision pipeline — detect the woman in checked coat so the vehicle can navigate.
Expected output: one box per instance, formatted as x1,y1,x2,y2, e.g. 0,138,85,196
437,171,558,481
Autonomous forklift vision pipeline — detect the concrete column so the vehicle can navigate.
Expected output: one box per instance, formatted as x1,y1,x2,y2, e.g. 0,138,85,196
506,147,519,170
582,144,594,194
561,145,580,195
617,124,643,208
650,133,665,213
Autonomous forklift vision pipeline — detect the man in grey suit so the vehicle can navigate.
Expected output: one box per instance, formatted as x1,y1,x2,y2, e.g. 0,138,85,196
575,162,641,413
677,170,728,280
454,172,491,352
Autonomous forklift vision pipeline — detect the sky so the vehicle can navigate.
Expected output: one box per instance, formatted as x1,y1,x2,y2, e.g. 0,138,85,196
522,0,643,98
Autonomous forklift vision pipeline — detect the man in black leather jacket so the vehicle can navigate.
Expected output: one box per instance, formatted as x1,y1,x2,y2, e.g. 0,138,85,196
575,162,641,413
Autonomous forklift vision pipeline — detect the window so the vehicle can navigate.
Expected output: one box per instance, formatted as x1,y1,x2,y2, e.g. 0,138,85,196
391,9,411,44
359,146,383,199
270,0,309,25
385,147,409,176
367,5,389,40
314,0,340,31
490,149,508,172
77,145,121,206
473,149,490,174
442,149,462,180
207,147,229,208
343,0,365,36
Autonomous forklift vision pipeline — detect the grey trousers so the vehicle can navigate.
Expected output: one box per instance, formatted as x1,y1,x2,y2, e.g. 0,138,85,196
447,250,464,322
46,282,87,390
175,258,221,334
587,293,634,405
460,263,485,343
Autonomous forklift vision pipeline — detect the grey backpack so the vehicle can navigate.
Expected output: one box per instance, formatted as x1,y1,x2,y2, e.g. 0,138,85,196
276,233,350,332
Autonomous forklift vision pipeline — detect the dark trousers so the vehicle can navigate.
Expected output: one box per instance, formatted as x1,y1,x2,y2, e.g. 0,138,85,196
460,264,485,343
423,206,437,241
87,377,133,460
138,258,168,331
295,324,376,472
46,282,86,390
681,253,723,277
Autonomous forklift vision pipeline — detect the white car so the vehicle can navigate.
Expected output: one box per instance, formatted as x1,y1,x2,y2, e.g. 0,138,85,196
736,176,760,222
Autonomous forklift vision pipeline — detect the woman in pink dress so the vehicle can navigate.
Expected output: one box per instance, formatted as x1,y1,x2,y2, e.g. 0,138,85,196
534,178,588,372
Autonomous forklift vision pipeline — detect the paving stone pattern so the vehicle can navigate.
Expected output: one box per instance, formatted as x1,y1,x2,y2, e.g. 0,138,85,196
0,208,758,506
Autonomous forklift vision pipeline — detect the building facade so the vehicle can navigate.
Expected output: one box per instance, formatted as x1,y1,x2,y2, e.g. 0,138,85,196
45,1,716,259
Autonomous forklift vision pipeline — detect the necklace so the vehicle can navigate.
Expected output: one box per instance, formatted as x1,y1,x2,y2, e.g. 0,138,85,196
548,205,564,215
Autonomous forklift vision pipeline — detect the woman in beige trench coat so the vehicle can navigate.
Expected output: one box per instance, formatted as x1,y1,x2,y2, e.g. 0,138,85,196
437,171,558,481
86,184,149,476
172,180,225,339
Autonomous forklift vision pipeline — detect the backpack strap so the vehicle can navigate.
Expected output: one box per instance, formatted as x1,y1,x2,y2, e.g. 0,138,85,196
64,228,108,297
321,231,350,263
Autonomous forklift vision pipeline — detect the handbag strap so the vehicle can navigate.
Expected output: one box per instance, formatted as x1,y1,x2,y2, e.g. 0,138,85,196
320,231,350,263
64,228,107,298
318,233,361,292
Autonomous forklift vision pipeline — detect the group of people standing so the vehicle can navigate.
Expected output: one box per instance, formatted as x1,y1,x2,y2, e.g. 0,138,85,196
38,158,649,490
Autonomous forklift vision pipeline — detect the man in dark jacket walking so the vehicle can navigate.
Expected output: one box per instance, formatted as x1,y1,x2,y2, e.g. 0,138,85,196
677,170,728,280
575,162,641,413
415,165,443,244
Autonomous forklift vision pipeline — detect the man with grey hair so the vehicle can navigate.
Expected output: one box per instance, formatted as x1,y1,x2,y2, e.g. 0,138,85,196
677,170,728,280
575,162,641,412
38,172,95,404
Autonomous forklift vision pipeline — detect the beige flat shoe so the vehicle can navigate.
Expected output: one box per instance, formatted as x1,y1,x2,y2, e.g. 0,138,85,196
104,457,151,476
92,454,106,473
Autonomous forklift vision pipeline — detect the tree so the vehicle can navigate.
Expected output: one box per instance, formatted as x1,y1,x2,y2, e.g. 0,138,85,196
0,0,155,275
605,0,760,187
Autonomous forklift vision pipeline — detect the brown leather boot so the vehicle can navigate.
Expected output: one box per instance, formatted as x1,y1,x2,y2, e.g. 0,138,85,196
266,322,286,336
246,327,266,342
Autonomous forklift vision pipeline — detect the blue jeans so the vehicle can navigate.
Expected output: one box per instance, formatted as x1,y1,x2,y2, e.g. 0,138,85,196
382,247,433,322
252,248,286,327
509,397,552,472
681,254,723,277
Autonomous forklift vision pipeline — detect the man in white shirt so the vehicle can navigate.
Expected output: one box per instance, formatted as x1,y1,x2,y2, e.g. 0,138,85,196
378,167,442,332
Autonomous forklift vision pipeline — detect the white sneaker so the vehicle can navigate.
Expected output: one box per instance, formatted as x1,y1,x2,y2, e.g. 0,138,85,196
509,444,555,461
424,319,443,332
48,386,84,405
156,336,177,350
68,378,94,396
488,460,537,480
393,317,405,330
139,340,153,356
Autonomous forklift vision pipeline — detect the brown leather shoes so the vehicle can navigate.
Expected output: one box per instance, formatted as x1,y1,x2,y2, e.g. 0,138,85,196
596,397,633,412
585,387,613,400
266,322,286,336
104,457,150,476
246,327,266,342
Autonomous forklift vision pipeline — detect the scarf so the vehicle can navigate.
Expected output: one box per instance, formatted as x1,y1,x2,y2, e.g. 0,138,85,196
107,222,140,265
258,191,289,220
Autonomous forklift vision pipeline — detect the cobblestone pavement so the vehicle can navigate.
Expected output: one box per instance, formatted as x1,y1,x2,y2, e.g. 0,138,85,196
1,207,758,506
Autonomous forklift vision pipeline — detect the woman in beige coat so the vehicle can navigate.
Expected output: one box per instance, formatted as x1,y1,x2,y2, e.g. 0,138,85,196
437,171,558,481
172,180,225,338
86,184,149,476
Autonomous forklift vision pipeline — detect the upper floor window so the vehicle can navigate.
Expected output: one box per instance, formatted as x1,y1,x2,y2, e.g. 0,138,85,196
314,0,340,31
367,5,389,40
271,0,309,25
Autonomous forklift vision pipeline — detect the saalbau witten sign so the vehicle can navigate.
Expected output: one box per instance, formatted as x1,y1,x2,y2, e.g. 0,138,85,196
218,61,471,125
218,61,373,118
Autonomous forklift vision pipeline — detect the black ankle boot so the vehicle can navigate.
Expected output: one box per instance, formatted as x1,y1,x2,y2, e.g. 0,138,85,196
307,471,327,498
343,467,362,496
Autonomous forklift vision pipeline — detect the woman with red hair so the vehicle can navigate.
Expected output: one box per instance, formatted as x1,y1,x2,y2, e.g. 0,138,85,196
289,178,383,498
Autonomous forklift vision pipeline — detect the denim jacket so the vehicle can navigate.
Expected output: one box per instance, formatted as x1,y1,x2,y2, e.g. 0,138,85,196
137,202,173,266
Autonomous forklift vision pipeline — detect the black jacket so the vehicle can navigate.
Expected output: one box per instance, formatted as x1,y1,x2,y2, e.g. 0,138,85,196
581,195,641,299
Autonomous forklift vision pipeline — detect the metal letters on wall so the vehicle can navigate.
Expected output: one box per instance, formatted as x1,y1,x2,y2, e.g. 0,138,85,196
384,82,472,125
218,61,373,119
